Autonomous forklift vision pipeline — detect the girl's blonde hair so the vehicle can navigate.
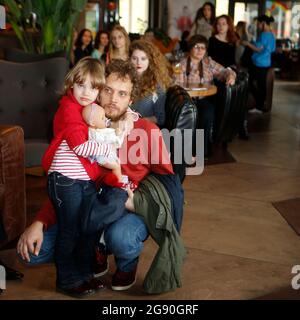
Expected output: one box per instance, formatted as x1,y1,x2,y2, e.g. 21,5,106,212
109,25,130,60
63,57,105,95
129,40,172,99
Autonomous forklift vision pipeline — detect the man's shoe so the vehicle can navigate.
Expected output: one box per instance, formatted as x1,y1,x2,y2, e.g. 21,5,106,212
111,268,137,291
56,281,96,298
94,246,109,278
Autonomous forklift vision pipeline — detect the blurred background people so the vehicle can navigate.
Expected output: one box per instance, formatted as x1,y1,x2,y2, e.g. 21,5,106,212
179,30,190,53
107,25,130,63
235,21,250,68
92,30,109,63
73,28,93,65
244,15,275,113
129,40,172,127
190,2,215,40
174,35,236,157
208,15,238,68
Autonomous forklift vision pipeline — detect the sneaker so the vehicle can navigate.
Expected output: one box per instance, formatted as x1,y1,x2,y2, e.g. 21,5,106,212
93,246,109,278
111,268,137,291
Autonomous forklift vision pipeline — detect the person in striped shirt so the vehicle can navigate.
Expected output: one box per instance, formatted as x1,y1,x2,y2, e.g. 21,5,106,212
42,57,134,297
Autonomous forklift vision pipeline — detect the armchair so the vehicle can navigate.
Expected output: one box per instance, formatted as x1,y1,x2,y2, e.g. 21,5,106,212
164,85,197,182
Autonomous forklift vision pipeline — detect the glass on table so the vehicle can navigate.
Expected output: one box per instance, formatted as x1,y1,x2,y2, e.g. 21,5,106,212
172,62,182,75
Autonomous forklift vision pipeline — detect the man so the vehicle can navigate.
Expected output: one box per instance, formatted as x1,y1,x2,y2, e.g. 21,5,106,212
17,59,174,291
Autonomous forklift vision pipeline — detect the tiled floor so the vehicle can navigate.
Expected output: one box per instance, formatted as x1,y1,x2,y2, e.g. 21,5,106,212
1,80,300,300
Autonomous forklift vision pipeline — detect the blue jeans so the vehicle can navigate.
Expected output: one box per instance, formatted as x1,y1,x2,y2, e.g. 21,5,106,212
48,172,98,289
25,213,149,273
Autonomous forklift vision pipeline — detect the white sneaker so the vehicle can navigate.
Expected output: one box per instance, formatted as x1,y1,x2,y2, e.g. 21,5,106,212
248,108,263,114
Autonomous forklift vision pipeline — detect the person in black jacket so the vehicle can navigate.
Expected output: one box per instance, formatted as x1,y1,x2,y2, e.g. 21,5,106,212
208,15,238,68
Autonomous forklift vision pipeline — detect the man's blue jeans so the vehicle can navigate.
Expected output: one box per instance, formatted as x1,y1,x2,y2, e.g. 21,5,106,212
26,213,148,273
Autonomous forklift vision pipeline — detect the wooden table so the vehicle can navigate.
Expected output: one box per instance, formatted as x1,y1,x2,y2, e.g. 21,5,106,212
182,83,217,98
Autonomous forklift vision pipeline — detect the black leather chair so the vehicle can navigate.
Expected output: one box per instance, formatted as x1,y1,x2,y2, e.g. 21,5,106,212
164,85,197,182
214,71,249,144
0,57,69,168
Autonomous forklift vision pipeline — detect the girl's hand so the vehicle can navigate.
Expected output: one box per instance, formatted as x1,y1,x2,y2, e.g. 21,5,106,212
125,187,135,212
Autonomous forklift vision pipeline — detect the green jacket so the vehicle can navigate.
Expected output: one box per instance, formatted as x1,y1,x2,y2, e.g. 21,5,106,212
133,175,187,294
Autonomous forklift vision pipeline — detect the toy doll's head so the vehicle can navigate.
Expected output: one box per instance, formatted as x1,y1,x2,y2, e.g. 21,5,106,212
82,103,106,129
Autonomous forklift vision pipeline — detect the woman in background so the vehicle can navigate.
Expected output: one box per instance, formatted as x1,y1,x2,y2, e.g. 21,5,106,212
174,35,236,157
129,40,172,127
190,2,215,40
208,15,238,68
73,28,93,65
107,25,130,63
92,30,109,63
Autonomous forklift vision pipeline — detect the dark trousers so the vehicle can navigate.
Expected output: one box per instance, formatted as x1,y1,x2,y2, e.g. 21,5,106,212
194,97,215,157
249,65,269,110
47,172,98,289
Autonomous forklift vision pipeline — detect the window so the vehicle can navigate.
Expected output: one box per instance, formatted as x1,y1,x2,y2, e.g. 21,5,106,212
119,0,149,34
266,0,300,44
216,0,229,16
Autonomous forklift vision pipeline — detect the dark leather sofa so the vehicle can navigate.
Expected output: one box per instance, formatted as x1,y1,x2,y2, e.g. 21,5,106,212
164,85,197,182
0,57,68,167
214,71,249,144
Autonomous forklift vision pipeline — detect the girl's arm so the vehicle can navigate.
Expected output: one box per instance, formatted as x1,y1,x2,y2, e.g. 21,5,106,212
73,140,112,158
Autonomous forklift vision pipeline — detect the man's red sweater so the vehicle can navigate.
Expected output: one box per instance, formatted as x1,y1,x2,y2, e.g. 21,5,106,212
35,118,174,229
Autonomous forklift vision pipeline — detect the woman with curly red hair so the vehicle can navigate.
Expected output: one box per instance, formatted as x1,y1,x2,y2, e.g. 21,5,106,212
129,40,172,127
208,15,238,68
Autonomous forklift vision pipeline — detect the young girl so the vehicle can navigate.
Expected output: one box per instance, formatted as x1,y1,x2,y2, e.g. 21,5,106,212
129,40,172,127
107,25,130,63
42,57,119,297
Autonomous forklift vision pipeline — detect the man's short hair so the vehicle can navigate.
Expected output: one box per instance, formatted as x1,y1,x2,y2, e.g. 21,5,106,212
105,59,140,101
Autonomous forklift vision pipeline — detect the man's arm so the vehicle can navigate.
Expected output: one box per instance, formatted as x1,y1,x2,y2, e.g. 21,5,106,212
33,199,57,230
17,199,56,262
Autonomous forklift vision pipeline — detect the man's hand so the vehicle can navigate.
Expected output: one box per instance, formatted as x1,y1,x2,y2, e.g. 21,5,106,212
17,221,44,262
115,111,135,135
125,187,135,212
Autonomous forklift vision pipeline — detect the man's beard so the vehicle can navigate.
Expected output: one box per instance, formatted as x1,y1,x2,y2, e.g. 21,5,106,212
104,104,127,121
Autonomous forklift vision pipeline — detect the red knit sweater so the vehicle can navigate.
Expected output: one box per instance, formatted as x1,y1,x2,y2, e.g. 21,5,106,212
42,91,103,181
35,118,174,229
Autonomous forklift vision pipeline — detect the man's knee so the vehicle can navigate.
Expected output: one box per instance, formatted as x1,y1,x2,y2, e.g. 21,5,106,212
17,250,54,266
104,214,148,258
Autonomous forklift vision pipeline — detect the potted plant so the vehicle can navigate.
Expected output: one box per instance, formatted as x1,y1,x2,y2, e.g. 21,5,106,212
3,0,87,55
